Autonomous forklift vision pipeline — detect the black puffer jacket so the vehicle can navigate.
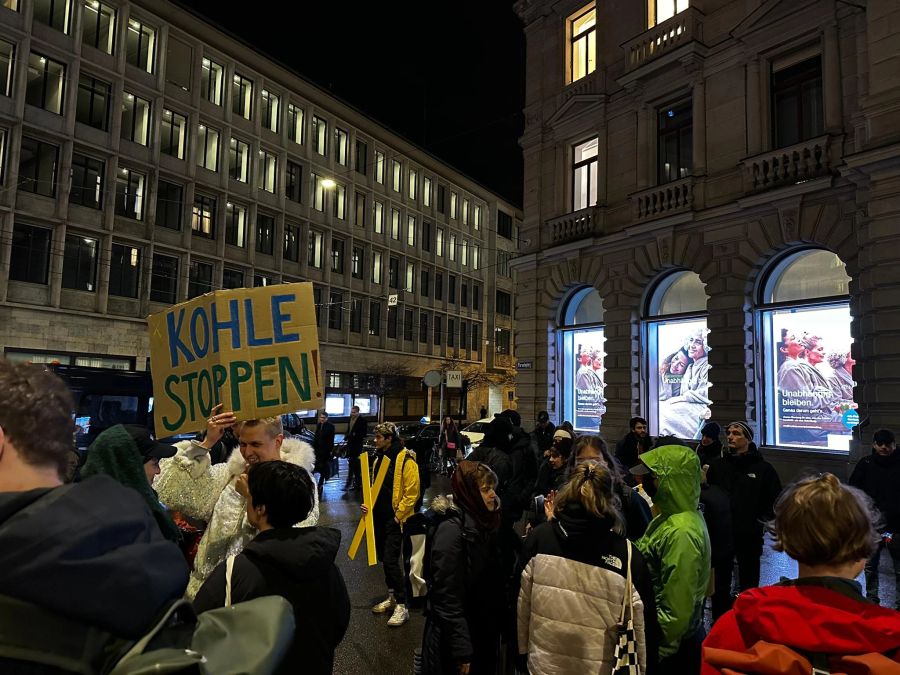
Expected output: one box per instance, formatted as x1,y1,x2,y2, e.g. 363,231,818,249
849,449,900,533
421,500,503,675
706,447,782,543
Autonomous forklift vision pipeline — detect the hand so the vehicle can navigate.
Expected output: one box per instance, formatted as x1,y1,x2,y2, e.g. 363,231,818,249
235,472,250,499
459,663,470,675
201,404,236,448
394,516,401,525
544,490,556,521
524,522,533,536
360,504,369,515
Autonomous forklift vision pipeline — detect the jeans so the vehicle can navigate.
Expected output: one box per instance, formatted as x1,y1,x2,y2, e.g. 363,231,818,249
865,536,900,608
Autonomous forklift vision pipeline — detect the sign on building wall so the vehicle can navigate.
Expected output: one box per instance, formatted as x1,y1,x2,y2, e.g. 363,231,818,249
571,328,606,431
769,305,856,451
655,319,711,439
148,283,324,436
446,370,463,388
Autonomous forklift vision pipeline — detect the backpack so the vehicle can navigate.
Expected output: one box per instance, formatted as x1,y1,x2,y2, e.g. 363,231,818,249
0,592,294,675
703,639,900,674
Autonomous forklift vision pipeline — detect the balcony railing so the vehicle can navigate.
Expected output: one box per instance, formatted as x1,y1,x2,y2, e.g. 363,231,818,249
623,7,704,72
740,135,838,193
547,206,600,245
632,177,694,221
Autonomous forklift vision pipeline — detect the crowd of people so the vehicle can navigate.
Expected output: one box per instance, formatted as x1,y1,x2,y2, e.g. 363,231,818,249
2,357,900,674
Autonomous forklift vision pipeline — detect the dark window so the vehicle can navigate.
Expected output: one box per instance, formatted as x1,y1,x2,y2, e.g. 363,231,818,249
421,269,430,298
471,323,481,352
188,260,214,298
387,306,398,338
121,92,150,145
433,315,442,345
331,239,345,274
160,109,187,159
352,246,364,279
308,231,323,267
313,286,323,326
224,202,246,247
437,185,446,214
254,274,274,287
18,137,58,197
166,38,192,91
286,161,303,203
76,75,110,130
69,154,104,209
150,253,178,304
350,298,362,333
34,0,71,32
0,40,14,97
369,301,381,336
447,317,455,347
448,275,457,304
329,291,343,330
419,312,428,343
10,224,51,284
389,257,400,289
256,213,275,255
657,99,692,184
461,282,468,308
125,18,155,72
191,193,216,238
435,272,443,301
404,309,413,341
496,328,511,354
156,181,182,230
223,267,244,289
772,56,824,148
355,139,367,175
284,222,300,262
460,322,468,351
109,243,140,298
473,284,481,311
497,211,513,239
115,168,145,220
422,221,432,252
355,192,366,228
497,290,512,316
26,53,65,114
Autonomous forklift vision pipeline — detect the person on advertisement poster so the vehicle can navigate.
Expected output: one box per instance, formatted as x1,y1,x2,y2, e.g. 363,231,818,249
777,333,841,444
659,329,711,439
573,334,606,429
826,350,855,402
659,348,689,401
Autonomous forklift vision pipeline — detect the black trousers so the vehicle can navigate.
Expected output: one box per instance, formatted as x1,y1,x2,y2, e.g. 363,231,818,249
345,451,362,488
734,538,763,592
711,557,735,620
374,515,406,604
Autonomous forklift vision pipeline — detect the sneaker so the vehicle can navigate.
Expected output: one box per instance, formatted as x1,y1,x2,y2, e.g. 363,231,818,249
387,604,409,626
372,595,395,614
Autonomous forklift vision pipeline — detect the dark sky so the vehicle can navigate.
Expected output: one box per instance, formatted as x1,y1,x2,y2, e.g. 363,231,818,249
178,1,526,206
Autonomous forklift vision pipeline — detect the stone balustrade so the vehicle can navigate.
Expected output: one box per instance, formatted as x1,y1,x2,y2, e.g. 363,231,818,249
547,206,599,245
624,7,704,72
632,177,694,220
741,135,837,193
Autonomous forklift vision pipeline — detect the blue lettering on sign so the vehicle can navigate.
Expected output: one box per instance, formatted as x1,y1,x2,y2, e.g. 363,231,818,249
210,299,241,353
271,294,300,343
167,309,195,368
842,410,860,429
244,298,273,347
189,306,210,358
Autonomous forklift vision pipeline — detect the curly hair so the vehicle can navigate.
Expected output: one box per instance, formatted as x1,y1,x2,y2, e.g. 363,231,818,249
0,360,75,477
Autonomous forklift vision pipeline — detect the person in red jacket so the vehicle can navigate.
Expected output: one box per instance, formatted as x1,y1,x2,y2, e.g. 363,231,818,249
702,472,900,674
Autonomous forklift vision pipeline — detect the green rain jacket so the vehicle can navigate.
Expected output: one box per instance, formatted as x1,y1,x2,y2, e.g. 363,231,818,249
635,444,711,659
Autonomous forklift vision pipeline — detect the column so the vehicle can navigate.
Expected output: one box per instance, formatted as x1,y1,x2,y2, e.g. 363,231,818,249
636,104,649,189
746,58,762,155
692,77,707,175
823,22,842,134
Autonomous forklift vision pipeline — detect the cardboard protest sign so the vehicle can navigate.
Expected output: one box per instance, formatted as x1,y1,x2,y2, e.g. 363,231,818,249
148,283,323,436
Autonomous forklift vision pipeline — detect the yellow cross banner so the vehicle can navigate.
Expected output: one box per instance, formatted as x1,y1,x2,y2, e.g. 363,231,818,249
348,452,391,566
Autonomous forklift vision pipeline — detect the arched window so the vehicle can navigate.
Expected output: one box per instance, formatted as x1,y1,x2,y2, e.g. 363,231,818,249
558,287,605,432
757,249,854,451
644,271,710,439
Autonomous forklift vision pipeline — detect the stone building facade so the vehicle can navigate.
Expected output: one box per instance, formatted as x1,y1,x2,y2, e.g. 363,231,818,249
513,0,900,479
0,0,520,422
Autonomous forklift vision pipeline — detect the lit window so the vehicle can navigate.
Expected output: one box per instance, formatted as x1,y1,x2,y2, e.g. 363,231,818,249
312,172,326,212
261,89,280,133
474,205,481,230
650,0,689,27
126,18,155,73
225,202,246,247
373,200,384,234
287,103,304,143
82,0,116,54
229,137,249,182
645,271,710,438
307,231,323,268
335,128,348,165
758,250,853,451
372,250,383,284
408,169,417,200
26,53,65,114
436,227,444,257
312,115,327,155
569,6,595,83
191,193,216,237
461,239,468,266
391,160,401,192
405,262,415,293
197,124,219,171
232,73,253,119
462,198,469,225
450,191,458,218
0,39,13,97
34,0,71,33
201,57,224,105
391,208,400,240
121,92,151,146
449,233,457,261
557,287,606,431
423,176,432,207
473,244,480,270
160,109,187,159
374,150,385,184
407,215,416,246
257,149,276,193
572,138,598,210
333,183,346,219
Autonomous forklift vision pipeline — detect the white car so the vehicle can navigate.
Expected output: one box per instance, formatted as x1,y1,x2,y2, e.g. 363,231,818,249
461,418,493,454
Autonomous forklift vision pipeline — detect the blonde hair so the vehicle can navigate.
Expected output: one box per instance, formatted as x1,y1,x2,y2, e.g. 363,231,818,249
234,416,284,439
554,459,624,535
770,472,880,566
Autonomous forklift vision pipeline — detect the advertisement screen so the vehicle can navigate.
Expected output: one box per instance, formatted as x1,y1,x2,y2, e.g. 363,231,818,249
654,319,711,439
769,305,856,451
570,328,606,432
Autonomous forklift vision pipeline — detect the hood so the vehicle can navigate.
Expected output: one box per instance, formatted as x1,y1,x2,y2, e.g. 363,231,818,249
244,526,341,581
730,583,900,655
225,435,316,478
639,444,701,515
0,475,188,638
555,502,616,540
430,493,457,515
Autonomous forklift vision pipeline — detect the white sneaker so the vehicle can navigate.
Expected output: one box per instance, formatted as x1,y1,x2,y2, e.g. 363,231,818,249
387,603,409,626
372,595,395,614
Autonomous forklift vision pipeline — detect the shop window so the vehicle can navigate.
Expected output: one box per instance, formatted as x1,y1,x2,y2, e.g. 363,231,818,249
645,271,710,439
757,249,853,451
558,287,605,432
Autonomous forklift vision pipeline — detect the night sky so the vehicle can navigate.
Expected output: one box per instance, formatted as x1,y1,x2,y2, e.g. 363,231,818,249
177,1,526,206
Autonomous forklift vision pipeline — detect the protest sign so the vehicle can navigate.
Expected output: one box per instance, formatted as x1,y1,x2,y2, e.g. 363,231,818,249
148,283,323,436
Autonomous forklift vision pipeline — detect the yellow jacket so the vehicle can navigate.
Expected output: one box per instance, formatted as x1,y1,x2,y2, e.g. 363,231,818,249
391,448,420,526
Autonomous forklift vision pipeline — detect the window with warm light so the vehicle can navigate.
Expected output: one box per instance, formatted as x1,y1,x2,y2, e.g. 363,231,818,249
374,150,385,184
82,0,115,54
229,137,249,182
569,5,595,83
261,90,279,133
649,0,689,28
191,193,216,237
257,149,276,192
232,74,253,119
125,18,155,73
572,137,598,210
391,208,400,240
160,109,187,159
26,53,65,114
374,200,384,233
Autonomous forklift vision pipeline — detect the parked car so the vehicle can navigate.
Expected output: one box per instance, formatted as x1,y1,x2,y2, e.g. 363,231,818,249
461,418,493,452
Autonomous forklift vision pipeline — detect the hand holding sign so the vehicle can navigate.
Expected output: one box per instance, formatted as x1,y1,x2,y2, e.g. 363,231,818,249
202,403,237,448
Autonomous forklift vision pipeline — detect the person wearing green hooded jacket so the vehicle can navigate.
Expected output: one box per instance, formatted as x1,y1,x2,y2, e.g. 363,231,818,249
632,443,711,674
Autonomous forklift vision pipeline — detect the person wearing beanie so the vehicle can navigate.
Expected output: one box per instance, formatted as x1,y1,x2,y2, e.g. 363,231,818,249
698,423,723,466
361,420,420,627
532,410,556,457
531,429,574,506
706,422,782,608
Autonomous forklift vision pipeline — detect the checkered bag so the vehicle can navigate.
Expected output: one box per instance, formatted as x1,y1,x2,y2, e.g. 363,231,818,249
613,540,640,675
